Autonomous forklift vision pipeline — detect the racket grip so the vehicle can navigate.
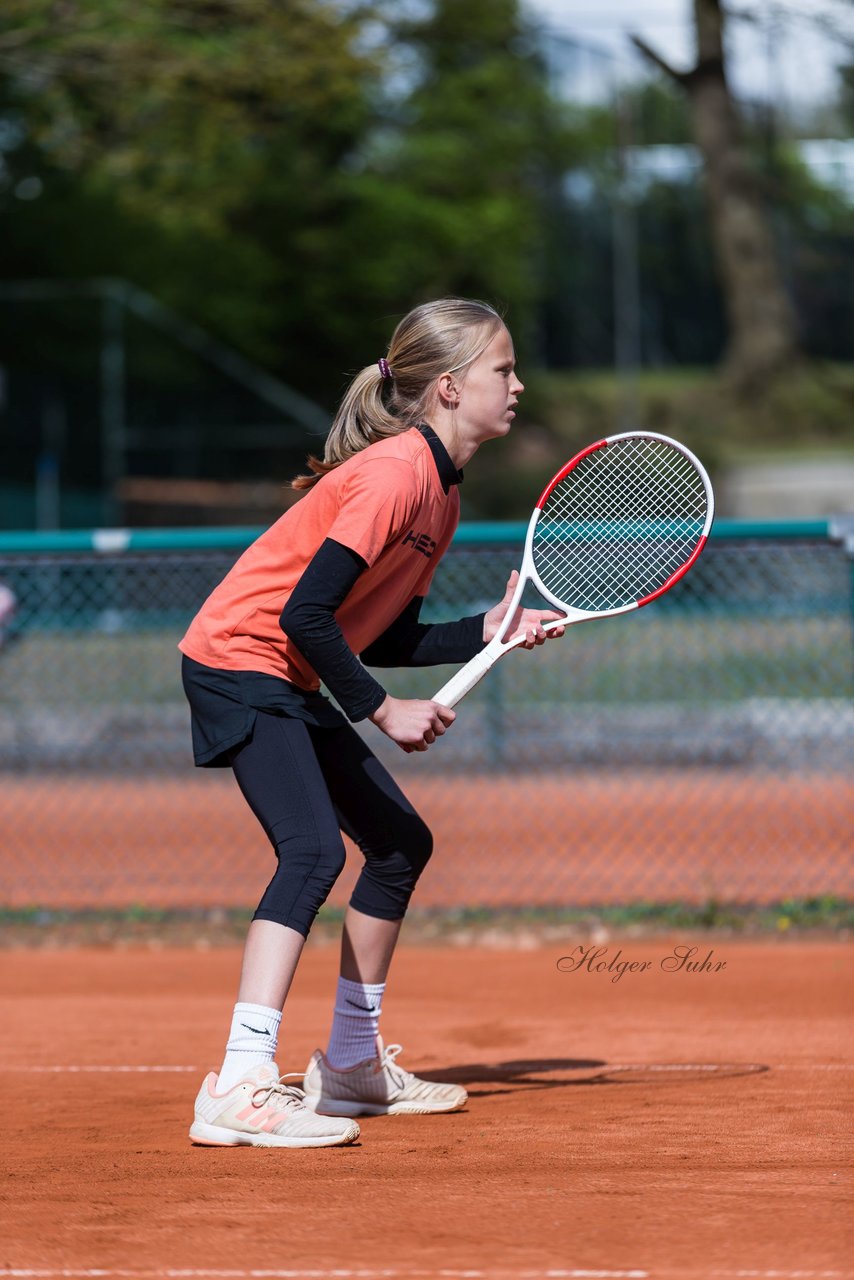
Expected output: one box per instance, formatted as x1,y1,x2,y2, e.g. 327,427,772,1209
432,649,497,709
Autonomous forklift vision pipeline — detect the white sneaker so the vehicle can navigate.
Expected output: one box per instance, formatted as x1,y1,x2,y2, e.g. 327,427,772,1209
189,1061,360,1148
303,1037,468,1117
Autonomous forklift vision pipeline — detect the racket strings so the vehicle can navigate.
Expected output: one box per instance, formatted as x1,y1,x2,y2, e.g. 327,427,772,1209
541,472,703,607
540,451,705,607
533,439,708,612
555,451,702,598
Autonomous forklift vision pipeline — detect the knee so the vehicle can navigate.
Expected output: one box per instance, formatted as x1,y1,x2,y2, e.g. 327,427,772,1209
270,822,347,890
405,813,433,878
256,830,347,936
316,838,348,887
299,835,348,888
348,813,434,920
369,811,433,893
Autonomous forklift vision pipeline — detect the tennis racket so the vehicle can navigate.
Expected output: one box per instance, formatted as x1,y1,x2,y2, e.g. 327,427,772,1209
433,430,714,709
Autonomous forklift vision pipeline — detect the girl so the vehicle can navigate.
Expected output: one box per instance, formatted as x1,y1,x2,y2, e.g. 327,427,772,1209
180,298,563,1149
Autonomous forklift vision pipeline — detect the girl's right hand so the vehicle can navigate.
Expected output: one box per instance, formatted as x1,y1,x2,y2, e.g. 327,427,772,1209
369,695,455,752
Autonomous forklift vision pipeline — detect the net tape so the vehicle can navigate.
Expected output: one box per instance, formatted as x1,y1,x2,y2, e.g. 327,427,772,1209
533,438,708,612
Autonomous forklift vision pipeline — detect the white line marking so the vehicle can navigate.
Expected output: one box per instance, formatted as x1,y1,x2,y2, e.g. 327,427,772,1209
20,1066,199,1074
0,1269,851,1280
1,1063,851,1076
603,1064,756,1073
766,1065,854,1071
0,1272,653,1279
602,1065,853,1073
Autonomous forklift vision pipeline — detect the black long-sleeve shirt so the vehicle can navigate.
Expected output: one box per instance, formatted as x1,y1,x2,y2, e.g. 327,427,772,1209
279,537,484,721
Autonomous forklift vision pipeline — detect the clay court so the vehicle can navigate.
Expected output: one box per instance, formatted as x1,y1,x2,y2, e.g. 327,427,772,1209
2,937,851,1280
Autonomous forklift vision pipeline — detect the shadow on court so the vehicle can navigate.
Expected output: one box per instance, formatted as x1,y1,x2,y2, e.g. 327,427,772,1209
426,1056,770,1096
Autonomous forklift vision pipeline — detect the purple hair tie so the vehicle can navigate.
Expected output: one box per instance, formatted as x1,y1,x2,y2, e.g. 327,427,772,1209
378,358,392,380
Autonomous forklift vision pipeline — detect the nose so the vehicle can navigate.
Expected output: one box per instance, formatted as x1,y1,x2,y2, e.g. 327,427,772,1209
512,372,525,396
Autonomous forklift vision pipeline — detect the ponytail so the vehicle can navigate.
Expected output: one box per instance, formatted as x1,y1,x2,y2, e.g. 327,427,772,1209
291,298,503,490
291,363,402,490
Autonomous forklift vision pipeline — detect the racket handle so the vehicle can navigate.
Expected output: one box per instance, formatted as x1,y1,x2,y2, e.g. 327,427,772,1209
432,649,497,709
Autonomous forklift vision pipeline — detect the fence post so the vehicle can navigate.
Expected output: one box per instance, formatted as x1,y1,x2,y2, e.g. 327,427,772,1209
100,284,126,527
829,517,854,681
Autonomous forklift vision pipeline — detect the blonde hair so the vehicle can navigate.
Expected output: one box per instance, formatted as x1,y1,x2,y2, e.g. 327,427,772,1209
291,297,504,489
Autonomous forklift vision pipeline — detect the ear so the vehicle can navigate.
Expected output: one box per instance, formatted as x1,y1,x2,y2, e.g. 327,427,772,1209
437,372,460,407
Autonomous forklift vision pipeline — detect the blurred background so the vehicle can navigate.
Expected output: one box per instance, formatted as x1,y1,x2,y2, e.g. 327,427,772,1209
0,0,852,930
1,0,852,528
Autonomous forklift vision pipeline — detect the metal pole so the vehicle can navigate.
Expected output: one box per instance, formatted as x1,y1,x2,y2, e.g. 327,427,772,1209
36,392,65,530
612,80,642,431
100,284,126,527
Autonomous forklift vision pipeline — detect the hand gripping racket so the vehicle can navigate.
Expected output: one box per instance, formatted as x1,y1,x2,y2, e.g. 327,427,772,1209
433,430,714,708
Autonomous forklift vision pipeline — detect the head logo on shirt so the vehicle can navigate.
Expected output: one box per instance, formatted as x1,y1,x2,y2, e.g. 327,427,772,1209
402,530,437,558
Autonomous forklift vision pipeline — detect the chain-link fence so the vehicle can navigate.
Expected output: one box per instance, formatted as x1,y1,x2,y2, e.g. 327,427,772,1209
1,522,852,912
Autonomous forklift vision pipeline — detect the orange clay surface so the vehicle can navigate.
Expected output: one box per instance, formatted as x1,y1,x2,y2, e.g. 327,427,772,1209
0,940,851,1280
3,770,852,907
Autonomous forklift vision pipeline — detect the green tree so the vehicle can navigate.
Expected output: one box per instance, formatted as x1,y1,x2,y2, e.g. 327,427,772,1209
0,0,388,376
0,0,575,393
633,0,800,392
275,0,578,381
377,0,573,349
839,60,854,132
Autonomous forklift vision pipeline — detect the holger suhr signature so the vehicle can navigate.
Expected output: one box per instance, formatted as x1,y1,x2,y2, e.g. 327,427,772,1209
557,944,727,984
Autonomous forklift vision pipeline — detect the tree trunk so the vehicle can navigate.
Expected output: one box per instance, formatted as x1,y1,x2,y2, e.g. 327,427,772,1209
633,0,799,391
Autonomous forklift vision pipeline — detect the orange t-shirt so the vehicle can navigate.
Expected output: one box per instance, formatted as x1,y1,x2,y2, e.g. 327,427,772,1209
179,428,460,690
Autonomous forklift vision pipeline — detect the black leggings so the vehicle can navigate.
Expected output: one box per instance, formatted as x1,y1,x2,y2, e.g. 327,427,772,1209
227,710,433,937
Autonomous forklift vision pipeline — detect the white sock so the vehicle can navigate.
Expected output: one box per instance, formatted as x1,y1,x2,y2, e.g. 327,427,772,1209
217,1001,282,1091
325,977,385,1069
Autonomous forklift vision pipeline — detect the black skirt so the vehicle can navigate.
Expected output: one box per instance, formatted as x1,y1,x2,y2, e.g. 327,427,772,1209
180,654,346,767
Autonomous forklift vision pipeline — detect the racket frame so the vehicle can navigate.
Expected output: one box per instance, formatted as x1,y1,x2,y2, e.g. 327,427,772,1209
432,430,714,709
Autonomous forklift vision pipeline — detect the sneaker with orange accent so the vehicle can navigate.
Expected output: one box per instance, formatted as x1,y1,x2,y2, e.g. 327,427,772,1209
302,1037,467,1117
189,1062,360,1148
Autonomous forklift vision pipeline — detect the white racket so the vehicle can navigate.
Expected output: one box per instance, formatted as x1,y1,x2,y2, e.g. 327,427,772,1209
433,430,714,708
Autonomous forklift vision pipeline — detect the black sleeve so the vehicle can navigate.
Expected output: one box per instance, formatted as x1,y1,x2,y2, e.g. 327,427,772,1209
279,538,387,722
360,597,485,668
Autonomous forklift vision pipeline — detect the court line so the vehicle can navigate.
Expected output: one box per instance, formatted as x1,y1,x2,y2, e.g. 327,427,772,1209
4,1063,853,1075
1,1268,851,1279
605,1064,853,1072
17,1066,199,1073
0,1270,653,1279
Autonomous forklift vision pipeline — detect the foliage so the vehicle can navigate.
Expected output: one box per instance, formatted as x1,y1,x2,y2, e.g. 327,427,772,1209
2,896,851,945
0,0,388,370
626,79,694,146
766,144,854,361
0,0,852,517
1,0,379,221
536,363,854,460
840,60,854,132
0,0,575,390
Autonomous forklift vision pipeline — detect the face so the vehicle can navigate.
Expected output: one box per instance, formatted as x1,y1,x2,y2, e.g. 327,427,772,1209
454,326,524,444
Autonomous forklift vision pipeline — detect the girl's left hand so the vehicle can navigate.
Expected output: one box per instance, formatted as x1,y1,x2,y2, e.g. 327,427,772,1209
483,570,566,649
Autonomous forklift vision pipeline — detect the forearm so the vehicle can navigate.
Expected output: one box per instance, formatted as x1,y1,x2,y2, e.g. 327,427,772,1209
360,605,485,667
279,540,386,721
282,603,387,720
